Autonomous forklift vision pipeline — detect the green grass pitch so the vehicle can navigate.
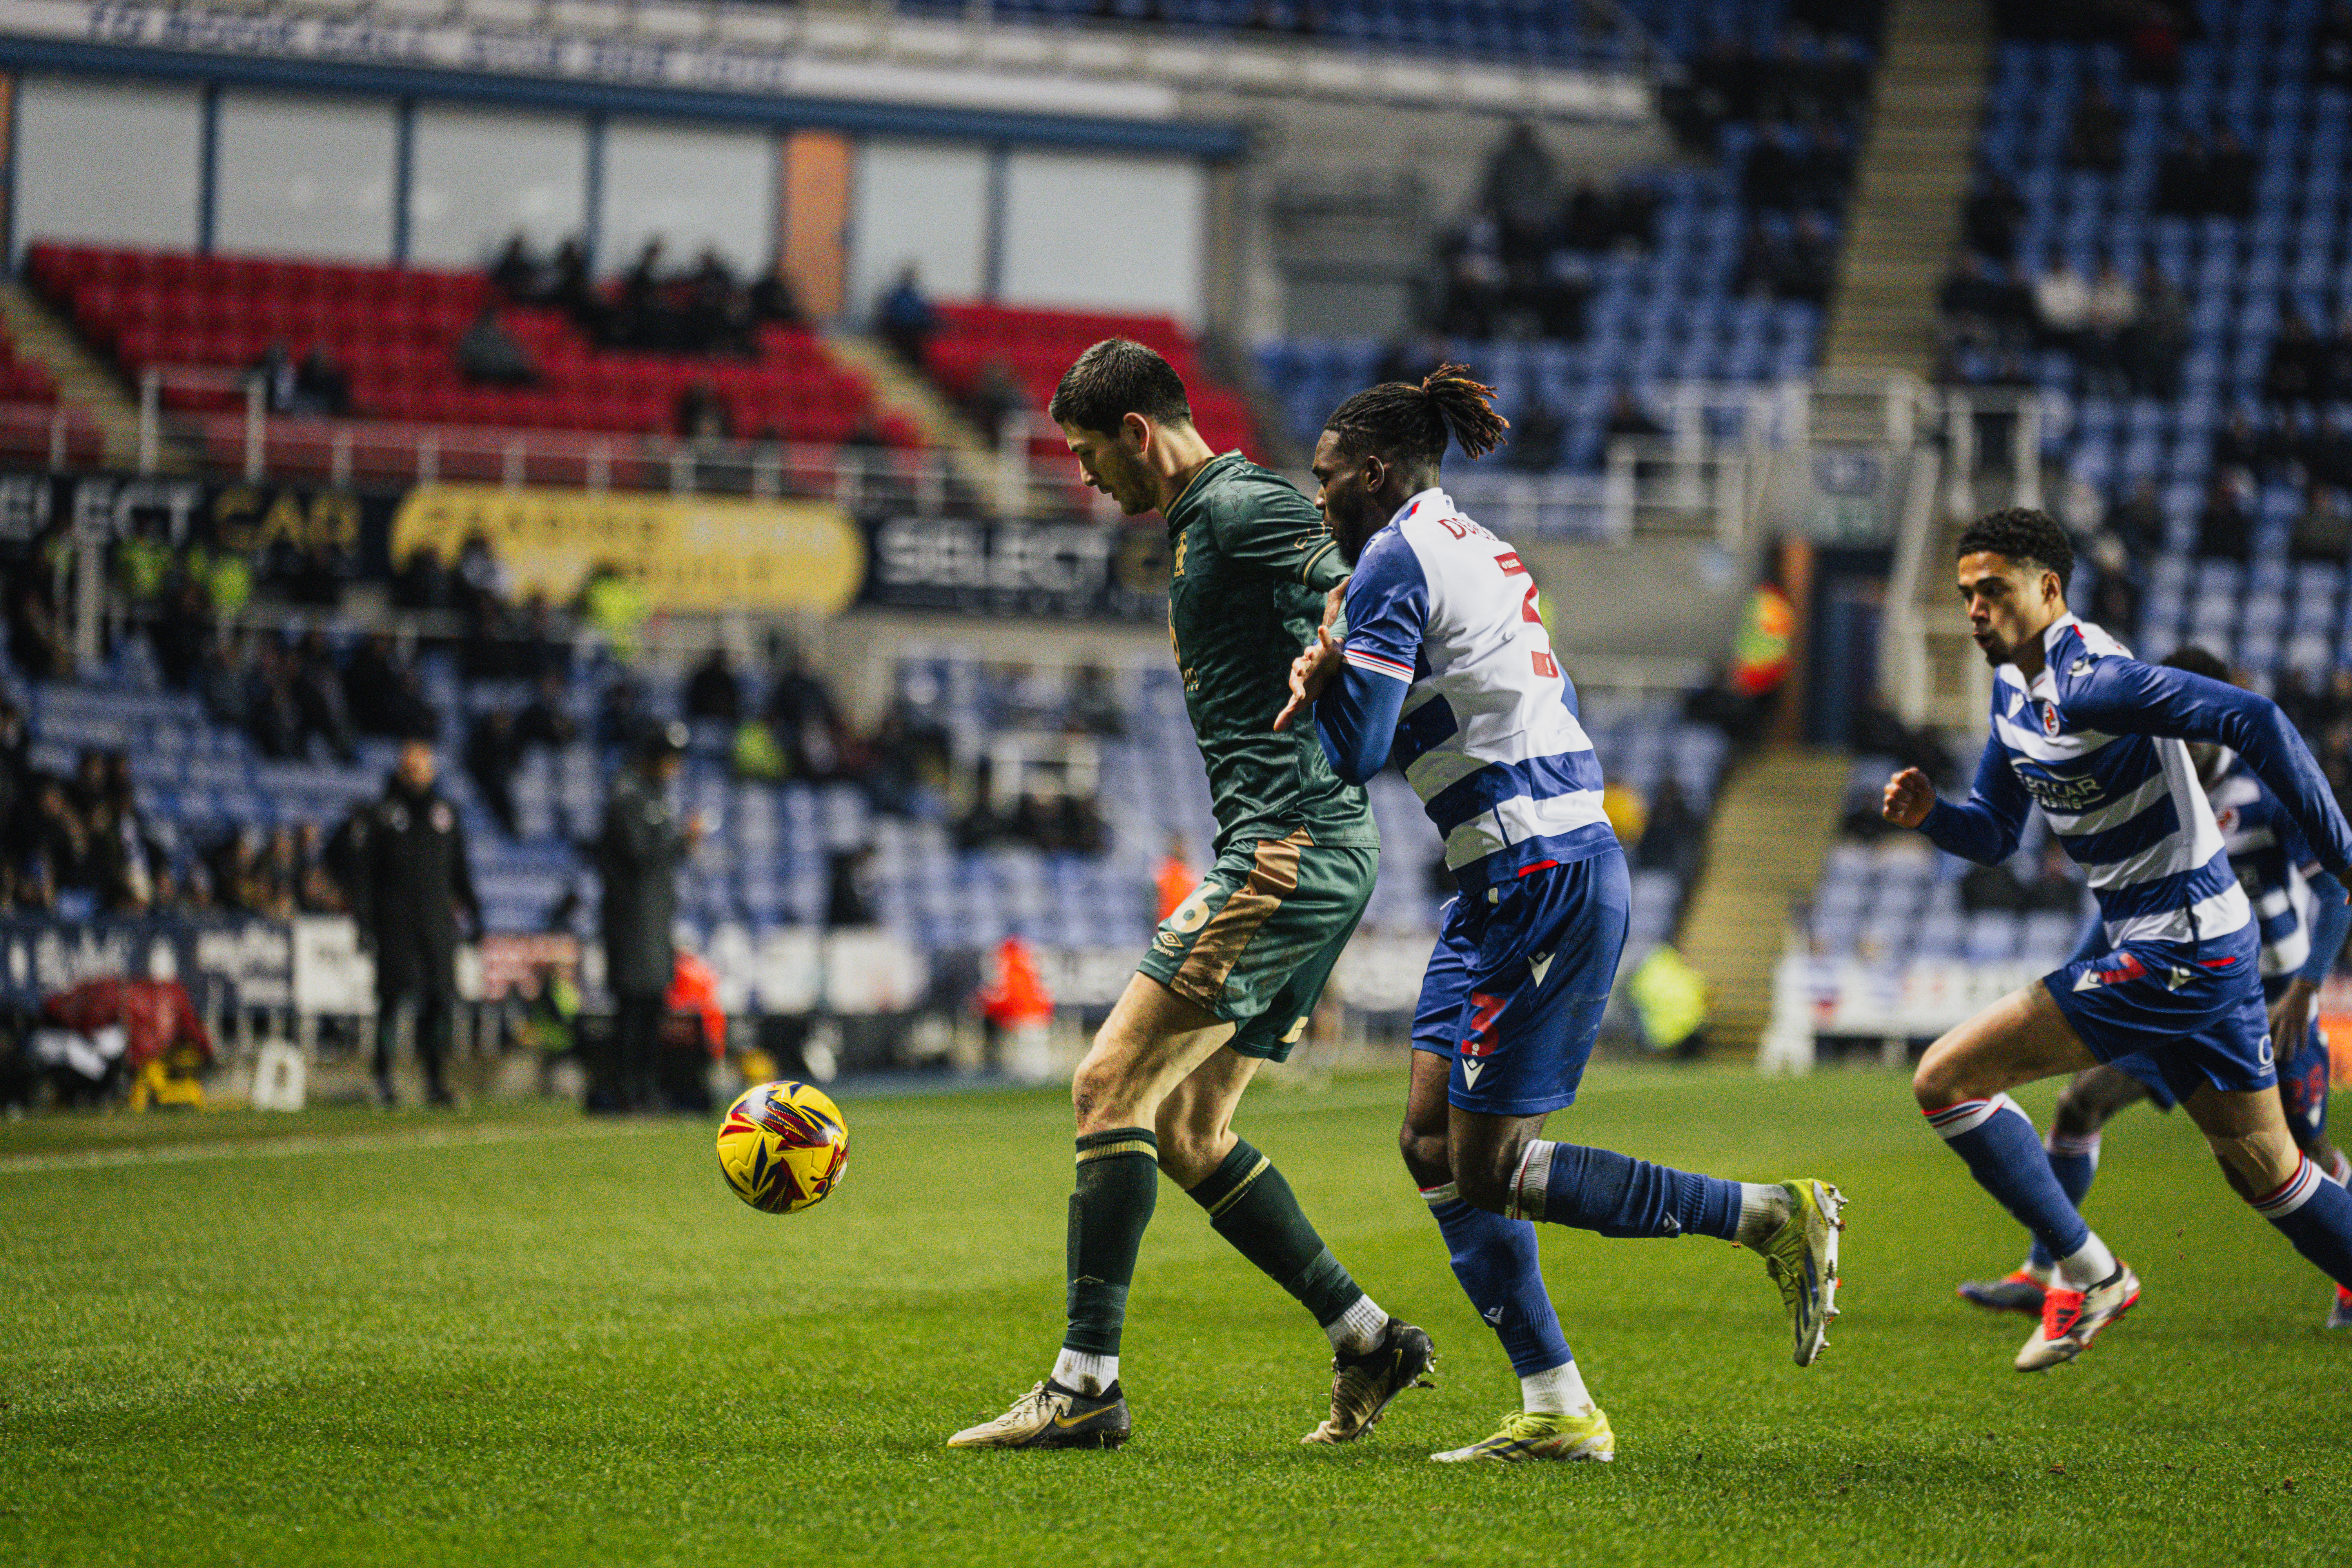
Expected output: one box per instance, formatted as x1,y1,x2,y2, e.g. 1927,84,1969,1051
2,1064,2347,1567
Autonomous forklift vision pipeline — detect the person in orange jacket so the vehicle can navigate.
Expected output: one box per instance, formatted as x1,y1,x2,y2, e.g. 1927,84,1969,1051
1154,834,1196,924
978,935,1055,1083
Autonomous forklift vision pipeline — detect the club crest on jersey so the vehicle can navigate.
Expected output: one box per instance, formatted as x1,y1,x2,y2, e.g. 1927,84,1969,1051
2215,806,2240,834
2040,701,2062,737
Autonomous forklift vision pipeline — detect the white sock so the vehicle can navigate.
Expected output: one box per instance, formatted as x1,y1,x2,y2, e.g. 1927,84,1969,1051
2326,1150,2350,1187
1520,1359,1594,1416
1326,1292,1390,1354
2018,1258,2053,1284
1733,1182,1790,1247
1051,1347,1117,1396
2054,1232,2118,1290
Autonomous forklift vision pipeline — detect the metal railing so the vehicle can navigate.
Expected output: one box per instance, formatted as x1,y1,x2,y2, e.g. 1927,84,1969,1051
135,365,1045,514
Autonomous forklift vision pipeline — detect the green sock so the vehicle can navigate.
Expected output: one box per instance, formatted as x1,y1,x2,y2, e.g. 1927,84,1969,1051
1187,1139,1362,1327
1063,1127,1160,1356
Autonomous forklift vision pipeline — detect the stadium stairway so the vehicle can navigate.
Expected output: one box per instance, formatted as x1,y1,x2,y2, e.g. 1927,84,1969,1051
1676,747,1850,1053
0,279,149,468
819,328,1009,512
1822,0,1993,377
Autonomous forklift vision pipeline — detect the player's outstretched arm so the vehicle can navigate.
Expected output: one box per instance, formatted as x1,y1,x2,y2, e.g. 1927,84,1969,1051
2073,660,2352,881
1885,736,2029,865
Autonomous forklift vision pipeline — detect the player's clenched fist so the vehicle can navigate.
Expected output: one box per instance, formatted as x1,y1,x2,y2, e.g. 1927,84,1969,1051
1881,767,1936,828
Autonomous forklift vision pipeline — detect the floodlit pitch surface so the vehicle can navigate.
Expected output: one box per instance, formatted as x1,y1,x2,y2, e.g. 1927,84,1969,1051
2,1067,2346,1568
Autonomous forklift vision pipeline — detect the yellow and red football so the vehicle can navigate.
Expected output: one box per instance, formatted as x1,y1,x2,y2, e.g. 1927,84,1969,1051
716,1081,850,1215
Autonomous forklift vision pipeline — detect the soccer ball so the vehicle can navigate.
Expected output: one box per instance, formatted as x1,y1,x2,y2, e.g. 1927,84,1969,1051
716,1081,850,1214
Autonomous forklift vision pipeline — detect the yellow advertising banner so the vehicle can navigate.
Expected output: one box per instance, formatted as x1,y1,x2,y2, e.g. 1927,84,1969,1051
388,485,865,614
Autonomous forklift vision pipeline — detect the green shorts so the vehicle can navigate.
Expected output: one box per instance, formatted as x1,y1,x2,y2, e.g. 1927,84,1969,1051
1135,829,1377,1063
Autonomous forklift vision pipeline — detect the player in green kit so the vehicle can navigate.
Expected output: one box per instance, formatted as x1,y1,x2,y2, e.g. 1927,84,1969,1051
948,339,1435,1451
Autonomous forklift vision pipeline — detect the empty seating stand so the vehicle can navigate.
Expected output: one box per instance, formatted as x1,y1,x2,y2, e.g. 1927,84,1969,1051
26,241,918,459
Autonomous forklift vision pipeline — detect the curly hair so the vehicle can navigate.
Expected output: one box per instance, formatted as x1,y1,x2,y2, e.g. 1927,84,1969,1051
1955,506,2074,593
1323,363,1510,478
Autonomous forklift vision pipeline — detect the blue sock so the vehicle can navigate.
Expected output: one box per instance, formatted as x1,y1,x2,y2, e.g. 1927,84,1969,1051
1926,1095,2091,1265
2026,1130,2101,1272
1424,1184,1574,1376
1508,1140,1743,1241
2252,1156,2352,1289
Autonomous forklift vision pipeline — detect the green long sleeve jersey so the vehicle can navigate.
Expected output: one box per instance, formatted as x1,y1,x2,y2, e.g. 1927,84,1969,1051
1161,452,1378,857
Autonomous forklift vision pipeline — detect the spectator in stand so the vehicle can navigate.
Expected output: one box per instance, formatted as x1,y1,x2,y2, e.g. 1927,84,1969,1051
877,264,937,370
748,267,802,327
466,708,524,837
2290,485,2352,565
2020,837,2085,914
965,358,1031,443
290,630,358,764
1635,777,1705,884
1963,170,2026,264
1437,216,1507,336
546,238,593,324
1506,392,1567,472
8,573,69,682
151,576,213,691
294,821,345,915
2153,131,2208,216
2267,314,2325,407
675,380,733,442
243,637,306,760
2213,410,2279,477
456,306,538,387
2062,81,2125,172
2207,131,2256,220
489,234,539,302
1063,662,1126,739
1478,123,1560,268
765,636,848,780
2080,261,2138,389
1743,128,1802,211
514,672,581,758
862,696,951,819
2127,2,2184,85
825,845,879,928
344,632,439,740
1604,386,1666,440
390,544,450,611
2319,0,2352,85
2195,472,2254,562
2122,264,2187,398
2031,253,2090,351
2324,311,2352,403
297,347,351,417
684,646,744,726
1797,123,1856,211
2104,477,2169,566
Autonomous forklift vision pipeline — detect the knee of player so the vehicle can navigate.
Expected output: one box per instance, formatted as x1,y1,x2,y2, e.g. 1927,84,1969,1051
2050,1088,2104,1138
1397,1120,1452,1189
1909,1058,1951,1111
1453,1149,1523,1214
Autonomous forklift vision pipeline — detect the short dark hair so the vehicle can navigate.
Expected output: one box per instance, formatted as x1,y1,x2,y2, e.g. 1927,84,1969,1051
1047,339,1191,434
1955,506,2074,593
1323,364,1511,479
2160,645,2231,683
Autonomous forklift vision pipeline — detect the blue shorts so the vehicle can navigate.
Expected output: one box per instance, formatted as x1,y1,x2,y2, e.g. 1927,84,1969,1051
1409,846,1629,1117
2044,924,2277,1109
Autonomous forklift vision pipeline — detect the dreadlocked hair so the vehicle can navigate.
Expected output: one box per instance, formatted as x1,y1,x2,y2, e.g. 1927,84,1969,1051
1323,363,1510,477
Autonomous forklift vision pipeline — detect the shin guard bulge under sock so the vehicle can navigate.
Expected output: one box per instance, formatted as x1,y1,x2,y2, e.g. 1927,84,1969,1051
1064,1127,1160,1356
1926,1095,2094,1266
1507,1140,1743,1241
1187,1139,1366,1328
1423,1182,1573,1377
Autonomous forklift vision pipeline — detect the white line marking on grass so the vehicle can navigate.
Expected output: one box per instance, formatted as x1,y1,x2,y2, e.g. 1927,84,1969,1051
0,1118,669,1175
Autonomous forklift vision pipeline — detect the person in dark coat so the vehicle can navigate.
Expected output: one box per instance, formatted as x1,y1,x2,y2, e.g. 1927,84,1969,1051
594,721,701,1112
353,740,479,1106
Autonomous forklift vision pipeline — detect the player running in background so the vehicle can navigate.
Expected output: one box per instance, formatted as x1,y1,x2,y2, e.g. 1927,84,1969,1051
948,340,1433,1452
1278,367,1844,1465
1956,644,2352,1328
1883,508,2352,1371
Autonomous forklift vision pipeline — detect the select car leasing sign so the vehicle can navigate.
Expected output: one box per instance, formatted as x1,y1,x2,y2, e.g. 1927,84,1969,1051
390,485,864,615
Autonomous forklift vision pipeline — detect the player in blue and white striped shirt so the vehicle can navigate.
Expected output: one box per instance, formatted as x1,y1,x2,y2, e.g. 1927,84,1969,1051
1279,368,1844,1464
1884,508,2352,1370
1954,645,2352,1329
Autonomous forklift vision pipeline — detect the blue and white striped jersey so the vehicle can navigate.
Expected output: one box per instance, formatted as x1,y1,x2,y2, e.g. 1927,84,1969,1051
2210,761,2319,979
1320,488,1614,889
1924,615,2352,949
